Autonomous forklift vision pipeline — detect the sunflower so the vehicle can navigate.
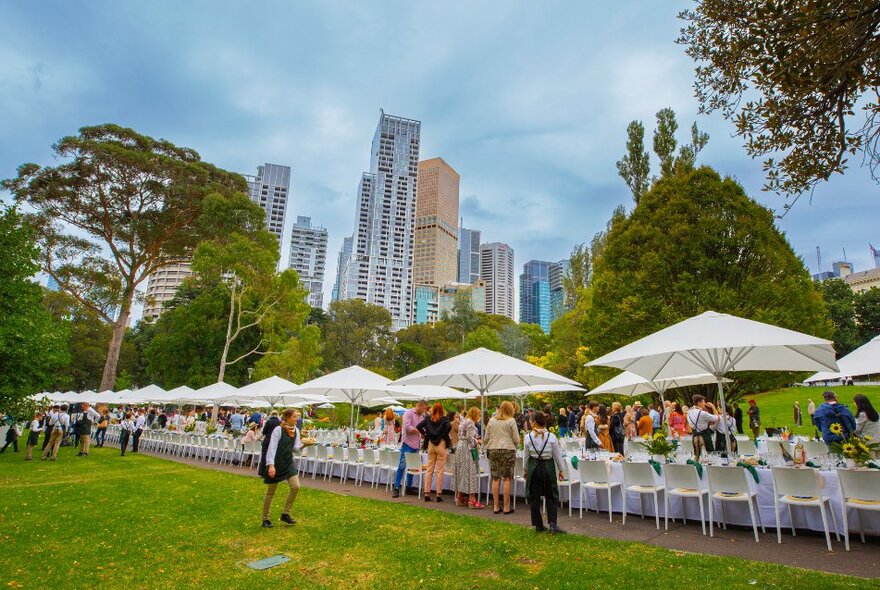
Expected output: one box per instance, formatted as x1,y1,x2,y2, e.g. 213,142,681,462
866,435,874,442
642,434,650,441
859,443,870,453
654,432,665,441
829,422,843,435
842,443,857,455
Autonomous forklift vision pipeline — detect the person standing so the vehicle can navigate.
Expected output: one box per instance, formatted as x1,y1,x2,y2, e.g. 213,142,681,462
484,401,520,514
417,403,452,502
668,403,687,437
557,408,568,438
392,401,427,498
41,406,57,452
132,410,146,453
623,405,636,441
76,403,101,457
609,402,625,454
453,407,484,509
746,400,761,438
807,398,816,425
733,403,744,435
687,395,719,461
813,390,857,445
793,401,802,427
1,418,20,454
713,406,738,455
24,412,44,461
581,402,602,450
637,409,654,437
41,405,69,461
567,405,577,436
382,408,398,445
260,409,304,528
94,410,109,447
596,404,613,452
119,412,134,456
524,411,566,534
649,404,662,434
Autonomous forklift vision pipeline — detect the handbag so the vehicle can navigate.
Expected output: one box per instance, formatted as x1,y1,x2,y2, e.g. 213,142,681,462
470,447,479,462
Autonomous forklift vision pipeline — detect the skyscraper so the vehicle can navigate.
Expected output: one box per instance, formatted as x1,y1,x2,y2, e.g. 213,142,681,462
289,216,328,308
480,242,515,320
413,157,459,287
549,259,568,321
244,163,291,265
520,260,552,333
331,236,353,302
458,225,481,284
143,261,192,321
341,112,421,330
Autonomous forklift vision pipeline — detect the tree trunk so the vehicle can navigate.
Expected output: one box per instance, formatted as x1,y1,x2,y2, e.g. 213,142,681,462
99,301,132,391
213,281,237,425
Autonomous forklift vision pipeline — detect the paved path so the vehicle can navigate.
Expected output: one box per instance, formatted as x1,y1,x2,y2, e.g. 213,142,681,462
146,449,878,578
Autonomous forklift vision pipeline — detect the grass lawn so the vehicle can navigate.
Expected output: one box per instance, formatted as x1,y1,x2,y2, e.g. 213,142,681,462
0,449,870,589
746,385,880,437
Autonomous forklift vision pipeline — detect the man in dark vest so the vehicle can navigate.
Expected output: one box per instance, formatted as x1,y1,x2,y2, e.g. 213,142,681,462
259,409,303,528
76,402,101,457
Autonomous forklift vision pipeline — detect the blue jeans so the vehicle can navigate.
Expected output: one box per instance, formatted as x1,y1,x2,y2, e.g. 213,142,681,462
394,443,419,489
559,427,569,437
95,428,106,446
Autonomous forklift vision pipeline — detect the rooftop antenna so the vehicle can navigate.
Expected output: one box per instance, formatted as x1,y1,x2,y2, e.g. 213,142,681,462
816,246,822,273
842,247,848,262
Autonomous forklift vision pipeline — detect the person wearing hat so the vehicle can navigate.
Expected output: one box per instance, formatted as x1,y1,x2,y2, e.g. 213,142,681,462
746,399,761,438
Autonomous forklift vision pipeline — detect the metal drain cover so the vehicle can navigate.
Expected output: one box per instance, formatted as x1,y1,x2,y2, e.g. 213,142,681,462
247,555,290,570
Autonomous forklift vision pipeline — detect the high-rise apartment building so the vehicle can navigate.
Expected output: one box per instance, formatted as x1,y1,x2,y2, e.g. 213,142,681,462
341,112,421,331
413,158,459,287
289,216,328,308
458,225,481,285
143,261,193,321
480,242,515,320
549,259,568,320
412,281,486,325
244,163,291,265
331,236,353,302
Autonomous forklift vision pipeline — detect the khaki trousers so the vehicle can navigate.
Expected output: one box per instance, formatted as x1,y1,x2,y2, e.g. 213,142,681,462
42,429,63,459
79,434,91,455
26,444,36,460
426,441,448,494
262,475,300,519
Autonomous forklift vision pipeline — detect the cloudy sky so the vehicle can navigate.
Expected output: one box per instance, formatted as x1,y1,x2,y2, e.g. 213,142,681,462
2,1,877,320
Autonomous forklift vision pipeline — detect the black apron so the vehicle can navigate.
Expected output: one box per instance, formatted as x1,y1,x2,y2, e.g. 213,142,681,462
525,433,560,505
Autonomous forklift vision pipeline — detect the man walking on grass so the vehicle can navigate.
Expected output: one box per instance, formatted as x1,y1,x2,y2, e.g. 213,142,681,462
42,404,69,461
76,402,101,457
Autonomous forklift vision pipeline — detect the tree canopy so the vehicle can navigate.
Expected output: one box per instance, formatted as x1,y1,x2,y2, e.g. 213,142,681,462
678,0,880,199
1,124,247,390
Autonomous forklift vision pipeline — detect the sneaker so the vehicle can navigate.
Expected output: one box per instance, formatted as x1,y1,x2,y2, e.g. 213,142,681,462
535,526,547,532
549,524,566,535
262,519,273,528
392,487,400,499
280,514,296,525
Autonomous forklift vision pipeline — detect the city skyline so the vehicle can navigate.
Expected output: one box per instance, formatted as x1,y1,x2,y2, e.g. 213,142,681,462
2,2,878,323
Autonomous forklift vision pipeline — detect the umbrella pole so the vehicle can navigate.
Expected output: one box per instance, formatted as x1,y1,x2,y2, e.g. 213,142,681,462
349,402,355,446
716,377,733,460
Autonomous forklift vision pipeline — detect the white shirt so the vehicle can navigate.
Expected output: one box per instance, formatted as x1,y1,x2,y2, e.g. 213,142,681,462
582,413,602,446
265,426,302,467
120,419,135,431
30,419,43,433
713,415,737,434
52,413,70,431
523,430,565,474
687,408,718,433
135,415,146,430
85,407,101,423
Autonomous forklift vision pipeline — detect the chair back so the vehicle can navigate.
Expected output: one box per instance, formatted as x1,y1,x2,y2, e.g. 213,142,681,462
332,446,345,462
802,440,828,459
627,439,647,455
622,462,655,487
514,458,525,479
677,436,695,454
770,466,821,498
838,469,880,502
707,466,751,495
737,439,758,455
316,445,328,460
305,445,317,459
766,440,789,456
362,449,376,464
388,450,401,468
578,460,610,484
663,463,701,490
378,448,390,467
405,451,423,471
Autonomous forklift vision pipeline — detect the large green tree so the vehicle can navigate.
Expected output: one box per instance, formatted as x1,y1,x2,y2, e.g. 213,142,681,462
819,278,861,356
323,299,393,371
855,287,880,344
678,0,880,198
2,125,246,390
0,207,69,412
587,166,831,396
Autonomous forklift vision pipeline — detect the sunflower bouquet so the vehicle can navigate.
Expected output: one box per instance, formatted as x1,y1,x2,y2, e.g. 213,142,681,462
829,422,879,467
642,432,678,457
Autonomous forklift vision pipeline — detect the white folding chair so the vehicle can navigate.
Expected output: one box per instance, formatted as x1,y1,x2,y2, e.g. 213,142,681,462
325,447,345,481
375,449,391,489
312,445,329,479
403,452,425,498
626,439,647,455
622,462,664,529
343,448,363,484
385,450,401,491
737,439,758,456
513,459,527,510
838,469,880,551
302,445,317,476
707,465,764,542
359,449,379,487
557,462,580,517
663,463,709,535
771,467,839,551
578,460,622,522
477,454,492,505
802,440,828,459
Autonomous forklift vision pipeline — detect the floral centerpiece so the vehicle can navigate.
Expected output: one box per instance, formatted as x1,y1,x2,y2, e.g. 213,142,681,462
354,432,373,449
183,423,195,433
205,425,217,435
641,432,678,461
829,423,879,468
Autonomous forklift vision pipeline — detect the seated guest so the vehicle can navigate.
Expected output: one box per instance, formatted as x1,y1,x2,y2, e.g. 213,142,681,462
813,390,856,444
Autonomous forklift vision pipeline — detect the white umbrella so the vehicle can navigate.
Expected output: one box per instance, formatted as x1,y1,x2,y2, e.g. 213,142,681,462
588,371,730,410
236,376,303,407
806,335,880,383
587,310,838,453
156,385,197,404
391,347,582,428
385,385,472,402
295,366,410,442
